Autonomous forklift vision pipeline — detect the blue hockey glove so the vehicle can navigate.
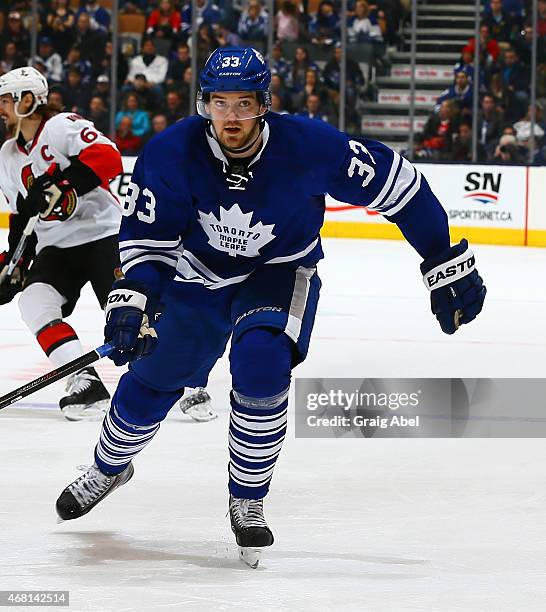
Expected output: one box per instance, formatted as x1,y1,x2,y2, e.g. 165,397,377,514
104,279,159,366
420,239,486,335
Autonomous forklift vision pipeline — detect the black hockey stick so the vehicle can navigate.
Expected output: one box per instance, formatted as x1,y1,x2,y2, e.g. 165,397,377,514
0,215,39,284
0,342,114,411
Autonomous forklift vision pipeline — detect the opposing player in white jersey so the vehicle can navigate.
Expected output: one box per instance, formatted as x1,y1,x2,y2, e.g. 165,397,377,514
0,67,123,420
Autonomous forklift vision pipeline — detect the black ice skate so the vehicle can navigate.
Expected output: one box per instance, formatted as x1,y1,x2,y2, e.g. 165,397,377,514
56,463,134,521
229,495,274,568
59,366,110,421
179,388,217,422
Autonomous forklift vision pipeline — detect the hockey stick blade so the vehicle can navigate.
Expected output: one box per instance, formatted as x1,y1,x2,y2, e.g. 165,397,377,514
0,342,114,411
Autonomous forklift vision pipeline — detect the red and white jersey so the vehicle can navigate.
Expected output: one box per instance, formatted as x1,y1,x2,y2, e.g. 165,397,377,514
0,112,123,253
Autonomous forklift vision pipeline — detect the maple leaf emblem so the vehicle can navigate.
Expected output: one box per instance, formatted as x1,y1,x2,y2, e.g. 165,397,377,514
198,203,276,258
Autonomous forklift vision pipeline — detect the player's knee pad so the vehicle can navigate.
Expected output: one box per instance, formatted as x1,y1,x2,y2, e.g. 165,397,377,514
18,282,67,335
230,327,292,401
112,370,183,426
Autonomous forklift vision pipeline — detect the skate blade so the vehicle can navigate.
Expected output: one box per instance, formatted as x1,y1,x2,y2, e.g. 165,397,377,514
238,546,262,569
61,400,109,422
180,402,218,422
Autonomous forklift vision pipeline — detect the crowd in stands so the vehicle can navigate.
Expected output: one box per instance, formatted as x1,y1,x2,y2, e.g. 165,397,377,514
1,0,545,163
414,0,546,163
0,0,401,153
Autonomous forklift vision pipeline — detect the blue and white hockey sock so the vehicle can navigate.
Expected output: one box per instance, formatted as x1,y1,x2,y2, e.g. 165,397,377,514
228,388,289,500
94,405,160,476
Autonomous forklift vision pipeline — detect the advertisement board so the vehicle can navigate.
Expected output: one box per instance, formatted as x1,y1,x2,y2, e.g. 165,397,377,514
0,157,539,247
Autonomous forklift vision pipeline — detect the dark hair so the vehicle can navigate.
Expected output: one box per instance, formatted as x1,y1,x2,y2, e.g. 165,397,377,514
36,103,60,120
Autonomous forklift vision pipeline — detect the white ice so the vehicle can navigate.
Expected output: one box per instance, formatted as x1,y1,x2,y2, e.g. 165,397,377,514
1,234,546,612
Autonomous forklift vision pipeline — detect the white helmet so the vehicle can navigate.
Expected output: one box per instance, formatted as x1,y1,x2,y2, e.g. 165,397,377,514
0,66,48,118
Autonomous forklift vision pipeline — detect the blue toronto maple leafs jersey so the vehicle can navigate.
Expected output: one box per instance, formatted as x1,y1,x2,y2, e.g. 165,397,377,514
119,112,449,295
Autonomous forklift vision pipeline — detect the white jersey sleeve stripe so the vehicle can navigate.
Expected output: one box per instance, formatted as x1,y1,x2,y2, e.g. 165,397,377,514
382,168,422,217
121,254,179,274
367,151,402,210
119,238,182,250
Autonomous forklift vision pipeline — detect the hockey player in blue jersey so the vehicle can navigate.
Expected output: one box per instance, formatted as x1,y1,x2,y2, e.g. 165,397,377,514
55,47,486,567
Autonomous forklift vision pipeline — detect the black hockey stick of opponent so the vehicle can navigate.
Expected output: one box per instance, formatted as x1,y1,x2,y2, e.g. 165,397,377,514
0,343,114,411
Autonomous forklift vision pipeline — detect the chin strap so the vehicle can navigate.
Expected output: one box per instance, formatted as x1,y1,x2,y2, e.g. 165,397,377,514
13,95,40,141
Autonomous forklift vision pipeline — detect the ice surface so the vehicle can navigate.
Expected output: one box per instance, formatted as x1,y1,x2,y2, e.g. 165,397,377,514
1,235,546,611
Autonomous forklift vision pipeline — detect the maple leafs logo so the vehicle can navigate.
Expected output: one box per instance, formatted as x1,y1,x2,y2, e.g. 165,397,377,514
198,203,276,258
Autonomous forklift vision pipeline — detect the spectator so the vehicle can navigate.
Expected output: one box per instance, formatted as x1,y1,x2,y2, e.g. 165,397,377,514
76,0,111,33
290,46,320,92
347,0,382,43
275,1,299,42
371,0,397,45
477,93,503,158
178,66,193,107
196,23,219,69
62,46,93,85
92,74,111,107
115,116,143,155
451,120,485,161
309,0,340,46
146,0,182,40
269,44,291,82
271,92,289,114
126,38,169,92
291,67,329,111
491,0,524,19
322,44,364,110
32,57,49,79
0,42,25,75
421,100,458,158
62,68,92,114
1,12,31,58
151,113,169,137
297,93,332,123
74,12,107,70
513,104,546,148
493,133,526,162
270,73,293,112
88,95,110,134
116,92,151,138
401,133,435,161
99,40,129,85
498,46,530,121
166,43,191,86
37,36,63,83
488,71,506,109
132,74,159,113
181,0,223,34
215,21,242,47
47,88,65,111
238,1,268,42
162,90,187,124
44,0,76,59
483,0,519,44
437,71,473,114
453,46,475,84
466,24,500,68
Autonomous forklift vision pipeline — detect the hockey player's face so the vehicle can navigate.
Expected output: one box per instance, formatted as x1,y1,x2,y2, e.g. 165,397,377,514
0,95,17,129
210,93,262,151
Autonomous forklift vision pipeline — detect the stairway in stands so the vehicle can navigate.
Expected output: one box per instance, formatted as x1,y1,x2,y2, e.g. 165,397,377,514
361,0,478,151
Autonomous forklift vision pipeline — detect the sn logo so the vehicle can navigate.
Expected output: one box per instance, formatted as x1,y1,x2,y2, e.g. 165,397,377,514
464,172,501,193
